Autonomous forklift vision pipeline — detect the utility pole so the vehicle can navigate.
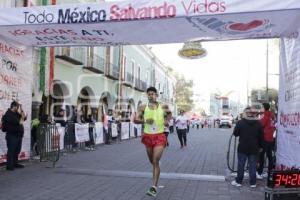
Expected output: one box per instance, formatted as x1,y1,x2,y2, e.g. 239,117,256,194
247,56,250,105
266,39,269,102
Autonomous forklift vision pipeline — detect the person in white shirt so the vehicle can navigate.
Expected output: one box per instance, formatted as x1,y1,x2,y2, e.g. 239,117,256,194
169,116,174,134
175,110,188,148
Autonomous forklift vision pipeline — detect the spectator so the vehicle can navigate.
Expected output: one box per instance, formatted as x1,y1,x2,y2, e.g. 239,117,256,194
67,107,78,151
257,103,276,179
2,101,27,171
169,117,174,134
85,114,96,150
40,114,52,124
231,107,263,188
175,110,188,148
103,112,110,144
55,108,66,127
31,117,40,157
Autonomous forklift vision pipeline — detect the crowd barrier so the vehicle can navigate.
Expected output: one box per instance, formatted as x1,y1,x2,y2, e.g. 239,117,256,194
37,123,60,167
36,121,142,166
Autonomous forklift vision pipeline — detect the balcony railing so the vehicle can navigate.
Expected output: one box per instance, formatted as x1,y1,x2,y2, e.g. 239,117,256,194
70,47,87,65
92,55,105,72
134,78,147,92
55,47,105,72
55,47,83,65
84,54,105,74
106,63,120,80
123,73,134,87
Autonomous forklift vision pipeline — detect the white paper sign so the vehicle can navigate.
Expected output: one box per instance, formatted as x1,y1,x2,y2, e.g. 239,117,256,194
75,123,89,143
111,123,118,137
94,122,104,144
121,122,130,140
57,126,65,150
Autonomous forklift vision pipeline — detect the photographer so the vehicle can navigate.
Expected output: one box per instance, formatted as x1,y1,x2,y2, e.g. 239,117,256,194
2,101,27,171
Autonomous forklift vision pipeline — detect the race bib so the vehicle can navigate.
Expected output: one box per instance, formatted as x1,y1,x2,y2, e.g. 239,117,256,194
150,124,158,133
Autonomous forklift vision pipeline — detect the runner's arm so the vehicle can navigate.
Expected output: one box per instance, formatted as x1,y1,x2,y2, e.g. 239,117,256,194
134,104,146,124
162,104,172,124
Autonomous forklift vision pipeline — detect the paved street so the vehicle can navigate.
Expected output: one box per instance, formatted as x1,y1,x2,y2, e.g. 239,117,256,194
0,128,267,200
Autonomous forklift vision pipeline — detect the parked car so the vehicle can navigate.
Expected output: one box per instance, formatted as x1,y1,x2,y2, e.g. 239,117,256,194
219,115,232,128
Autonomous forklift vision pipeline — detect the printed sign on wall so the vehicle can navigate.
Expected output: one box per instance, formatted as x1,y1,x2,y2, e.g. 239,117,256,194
0,38,32,163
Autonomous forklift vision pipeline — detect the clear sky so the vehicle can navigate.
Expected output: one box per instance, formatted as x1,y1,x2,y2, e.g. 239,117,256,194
148,39,280,111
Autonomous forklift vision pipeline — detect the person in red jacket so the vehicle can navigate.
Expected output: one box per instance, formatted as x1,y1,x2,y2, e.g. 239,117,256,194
257,102,275,179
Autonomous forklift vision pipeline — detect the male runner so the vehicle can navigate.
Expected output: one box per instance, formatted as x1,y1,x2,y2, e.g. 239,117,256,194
134,87,170,197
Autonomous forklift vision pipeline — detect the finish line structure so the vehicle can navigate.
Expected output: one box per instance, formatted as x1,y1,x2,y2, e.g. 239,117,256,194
0,1,300,198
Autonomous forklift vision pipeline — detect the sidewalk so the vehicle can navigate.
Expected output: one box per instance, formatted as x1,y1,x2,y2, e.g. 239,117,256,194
0,128,267,200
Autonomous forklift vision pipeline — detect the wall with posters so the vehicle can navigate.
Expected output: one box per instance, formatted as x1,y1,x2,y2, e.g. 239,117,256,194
0,38,33,163
277,30,300,170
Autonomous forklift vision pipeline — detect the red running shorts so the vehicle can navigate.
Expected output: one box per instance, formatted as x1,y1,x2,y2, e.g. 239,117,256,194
141,133,167,148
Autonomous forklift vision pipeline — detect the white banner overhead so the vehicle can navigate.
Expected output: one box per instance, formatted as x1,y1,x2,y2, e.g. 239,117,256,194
0,0,300,46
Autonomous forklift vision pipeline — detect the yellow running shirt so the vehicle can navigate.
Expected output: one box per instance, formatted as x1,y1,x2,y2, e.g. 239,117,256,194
143,103,164,134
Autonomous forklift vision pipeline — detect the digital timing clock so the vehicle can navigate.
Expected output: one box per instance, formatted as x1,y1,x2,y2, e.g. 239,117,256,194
268,170,300,188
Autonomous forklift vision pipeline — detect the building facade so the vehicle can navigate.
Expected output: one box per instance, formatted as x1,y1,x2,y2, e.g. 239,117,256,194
37,45,176,122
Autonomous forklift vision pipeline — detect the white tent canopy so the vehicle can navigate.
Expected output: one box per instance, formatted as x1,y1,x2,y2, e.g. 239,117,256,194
0,0,300,46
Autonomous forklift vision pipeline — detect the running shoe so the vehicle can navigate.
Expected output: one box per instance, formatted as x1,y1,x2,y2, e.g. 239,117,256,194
146,186,157,197
231,180,242,187
256,172,263,180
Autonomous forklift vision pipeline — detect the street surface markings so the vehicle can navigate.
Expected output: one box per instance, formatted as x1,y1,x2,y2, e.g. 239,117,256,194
54,168,225,182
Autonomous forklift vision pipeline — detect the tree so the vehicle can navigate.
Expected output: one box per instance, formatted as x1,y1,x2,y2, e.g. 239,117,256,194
174,75,194,112
250,87,278,113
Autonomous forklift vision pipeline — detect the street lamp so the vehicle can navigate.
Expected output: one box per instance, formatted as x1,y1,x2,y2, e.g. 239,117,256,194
178,41,207,59
266,39,269,102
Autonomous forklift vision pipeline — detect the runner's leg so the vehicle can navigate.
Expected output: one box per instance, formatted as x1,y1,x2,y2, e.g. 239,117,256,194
183,130,187,146
152,145,165,187
146,147,153,164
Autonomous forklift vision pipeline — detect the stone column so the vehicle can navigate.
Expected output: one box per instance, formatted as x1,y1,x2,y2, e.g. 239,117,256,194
31,101,42,120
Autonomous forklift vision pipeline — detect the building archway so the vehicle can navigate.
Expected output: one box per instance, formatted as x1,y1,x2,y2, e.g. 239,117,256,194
46,80,71,119
128,98,136,120
98,91,111,121
77,86,96,121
